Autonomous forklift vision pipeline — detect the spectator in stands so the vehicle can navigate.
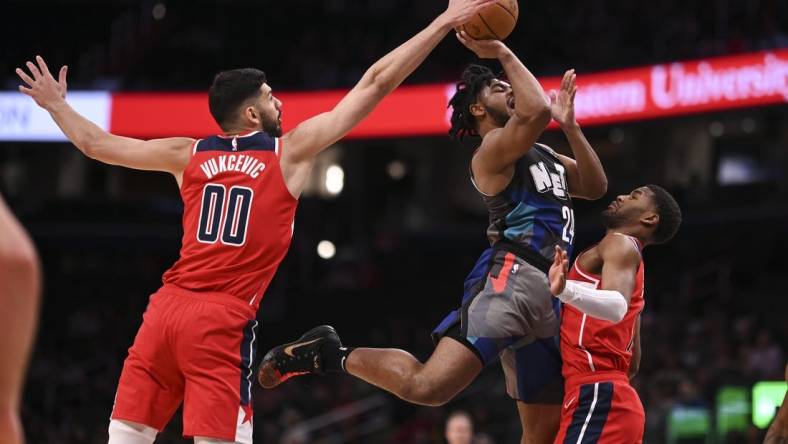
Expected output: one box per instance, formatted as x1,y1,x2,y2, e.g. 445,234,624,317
747,330,785,379
445,411,473,444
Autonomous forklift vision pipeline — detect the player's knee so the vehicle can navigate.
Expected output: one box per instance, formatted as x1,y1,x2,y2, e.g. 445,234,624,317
108,419,157,444
520,416,559,444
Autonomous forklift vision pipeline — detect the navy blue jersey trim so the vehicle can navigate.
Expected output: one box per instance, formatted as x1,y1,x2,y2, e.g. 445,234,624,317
563,382,613,444
196,132,276,153
239,320,258,406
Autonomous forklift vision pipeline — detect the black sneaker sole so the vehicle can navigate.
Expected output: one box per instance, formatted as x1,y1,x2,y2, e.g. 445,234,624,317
257,325,339,389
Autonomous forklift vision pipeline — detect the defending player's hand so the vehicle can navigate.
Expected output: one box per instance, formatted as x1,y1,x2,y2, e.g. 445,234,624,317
549,246,570,296
442,0,499,28
15,55,68,111
455,31,508,59
549,69,578,128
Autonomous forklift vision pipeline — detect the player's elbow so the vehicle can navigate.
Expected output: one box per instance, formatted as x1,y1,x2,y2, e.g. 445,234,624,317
612,303,627,323
77,131,116,161
361,66,391,100
606,295,628,323
80,146,96,159
77,139,100,159
586,178,608,200
514,103,551,130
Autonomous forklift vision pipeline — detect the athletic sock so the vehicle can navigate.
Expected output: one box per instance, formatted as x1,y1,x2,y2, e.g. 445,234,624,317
321,344,354,373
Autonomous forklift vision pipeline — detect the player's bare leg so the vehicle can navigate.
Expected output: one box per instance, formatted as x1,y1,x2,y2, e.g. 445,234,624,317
259,327,481,406
345,337,482,406
516,401,560,444
0,195,40,444
193,437,239,444
107,419,157,444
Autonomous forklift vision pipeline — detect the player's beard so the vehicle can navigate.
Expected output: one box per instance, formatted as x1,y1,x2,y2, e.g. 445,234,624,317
256,105,282,137
601,209,622,229
601,206,636,229
261,114,282,137
485,104,510,128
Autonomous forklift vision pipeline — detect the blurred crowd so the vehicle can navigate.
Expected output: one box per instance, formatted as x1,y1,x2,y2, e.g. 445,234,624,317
17,202,786,443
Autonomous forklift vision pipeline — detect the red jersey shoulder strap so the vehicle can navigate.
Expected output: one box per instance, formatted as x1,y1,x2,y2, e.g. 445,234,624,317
612,232,643,253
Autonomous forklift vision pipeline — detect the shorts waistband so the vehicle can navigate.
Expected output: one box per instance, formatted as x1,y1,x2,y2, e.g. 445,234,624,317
157,283,256,318
565,371,629,389
493,240,551,275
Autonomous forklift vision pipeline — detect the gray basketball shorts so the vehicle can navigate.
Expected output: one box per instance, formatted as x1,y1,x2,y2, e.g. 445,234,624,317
432,247,564,403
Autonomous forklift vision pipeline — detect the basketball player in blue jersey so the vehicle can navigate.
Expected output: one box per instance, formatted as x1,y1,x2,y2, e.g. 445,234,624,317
260,35,607,444
0,194,41,444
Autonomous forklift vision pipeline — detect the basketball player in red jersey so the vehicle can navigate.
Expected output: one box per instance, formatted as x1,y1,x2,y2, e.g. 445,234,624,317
547,185,681,444
0,194,41,444
13,1,496,442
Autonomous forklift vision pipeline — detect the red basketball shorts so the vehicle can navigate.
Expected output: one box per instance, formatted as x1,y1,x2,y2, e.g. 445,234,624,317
111,284,258,442
554,372,645,444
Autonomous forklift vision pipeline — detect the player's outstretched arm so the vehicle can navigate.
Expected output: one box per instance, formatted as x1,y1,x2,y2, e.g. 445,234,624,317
550,70,608,200
16,56,192,179
459,35,551,186
281,0,496,165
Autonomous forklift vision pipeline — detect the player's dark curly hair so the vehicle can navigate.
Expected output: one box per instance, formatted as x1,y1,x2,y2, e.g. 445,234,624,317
209,68,267,131
448,64,496,140
646,184,682,244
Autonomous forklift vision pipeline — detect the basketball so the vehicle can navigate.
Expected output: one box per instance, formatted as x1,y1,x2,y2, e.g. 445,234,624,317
458,0,519,40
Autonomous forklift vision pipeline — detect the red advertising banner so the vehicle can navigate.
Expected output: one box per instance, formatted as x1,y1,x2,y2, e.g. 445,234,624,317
542,49,788,127
6,49,785,141
110,85,455,139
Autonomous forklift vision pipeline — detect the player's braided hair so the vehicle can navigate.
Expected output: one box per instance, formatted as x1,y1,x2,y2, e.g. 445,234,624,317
448,64,496,140
646,184,682,244
209,68,267,131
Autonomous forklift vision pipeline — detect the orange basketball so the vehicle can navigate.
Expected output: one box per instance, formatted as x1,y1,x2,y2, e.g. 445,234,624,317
458,0,519,40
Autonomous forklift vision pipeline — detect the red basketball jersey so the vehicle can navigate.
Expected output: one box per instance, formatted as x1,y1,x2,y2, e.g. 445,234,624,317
560,235,644,380
162,131,297,309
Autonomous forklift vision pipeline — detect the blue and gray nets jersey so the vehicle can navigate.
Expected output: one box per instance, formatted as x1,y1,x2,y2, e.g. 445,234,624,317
472,143,575,263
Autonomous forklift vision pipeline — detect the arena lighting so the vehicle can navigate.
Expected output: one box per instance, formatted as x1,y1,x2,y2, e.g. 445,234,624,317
709,121,725,137
715,386,749,439
1,49,786,141
740,117,756,133
152,3,166,20
752,380,787,428
316,240,336,260
608,128,625,144
324,165,344,195
386,160,407,180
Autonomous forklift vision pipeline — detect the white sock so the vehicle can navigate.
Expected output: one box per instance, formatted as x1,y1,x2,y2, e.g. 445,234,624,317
108,419,157,444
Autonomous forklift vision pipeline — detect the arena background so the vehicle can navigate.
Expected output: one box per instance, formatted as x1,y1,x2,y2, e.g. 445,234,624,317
1,0,786,442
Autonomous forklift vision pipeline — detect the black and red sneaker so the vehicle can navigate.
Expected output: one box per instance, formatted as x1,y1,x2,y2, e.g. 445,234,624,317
257,325,342,389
